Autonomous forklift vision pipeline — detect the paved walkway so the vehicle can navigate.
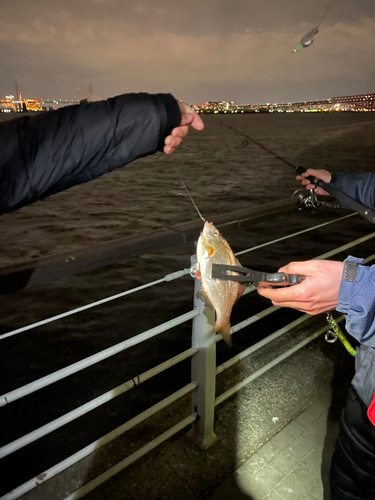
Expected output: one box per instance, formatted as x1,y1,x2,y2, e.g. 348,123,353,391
204,387,339,500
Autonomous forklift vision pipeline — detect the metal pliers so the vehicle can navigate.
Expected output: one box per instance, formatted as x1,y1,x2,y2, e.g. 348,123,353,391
211,264,306,286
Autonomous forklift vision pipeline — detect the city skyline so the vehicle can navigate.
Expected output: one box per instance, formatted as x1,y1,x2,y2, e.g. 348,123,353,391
1,0,374,103
1,89,375,115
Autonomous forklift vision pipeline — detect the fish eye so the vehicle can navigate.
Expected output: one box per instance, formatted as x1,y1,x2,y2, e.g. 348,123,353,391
213,230,220,237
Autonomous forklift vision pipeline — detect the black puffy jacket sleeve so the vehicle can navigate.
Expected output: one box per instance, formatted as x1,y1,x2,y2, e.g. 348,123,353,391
0,92,180,214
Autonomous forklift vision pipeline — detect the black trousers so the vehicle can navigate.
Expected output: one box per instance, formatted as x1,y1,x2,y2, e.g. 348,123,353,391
330,386,375,500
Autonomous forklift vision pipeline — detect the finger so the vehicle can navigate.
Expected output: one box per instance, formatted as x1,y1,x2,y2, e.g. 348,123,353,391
177,101,205,130
165,136,182,148
299,179,315,190
172,125,189,138
275,261,314,276
283,261,317,276
257,285,301,302
303,169,319,178
163,145,175,155
190,112,204,130
179,112,204,130
269,300,310,313
271,300,335,315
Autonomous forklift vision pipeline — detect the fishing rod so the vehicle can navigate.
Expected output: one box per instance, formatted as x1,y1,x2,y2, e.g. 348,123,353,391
218,118,375,225
221,120,299,171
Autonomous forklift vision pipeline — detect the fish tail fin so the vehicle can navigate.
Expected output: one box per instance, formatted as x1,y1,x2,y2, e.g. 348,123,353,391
214,321,232,346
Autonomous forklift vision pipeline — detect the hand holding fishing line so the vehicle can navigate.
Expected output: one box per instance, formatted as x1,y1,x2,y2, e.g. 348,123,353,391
257,260,344,315
163,101,204,154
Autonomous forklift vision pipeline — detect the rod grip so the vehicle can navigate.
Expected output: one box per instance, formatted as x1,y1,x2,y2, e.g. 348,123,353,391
296,166,316,185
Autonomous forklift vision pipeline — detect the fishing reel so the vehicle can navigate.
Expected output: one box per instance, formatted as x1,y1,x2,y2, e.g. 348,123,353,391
293,188,339,213
294,188,319,212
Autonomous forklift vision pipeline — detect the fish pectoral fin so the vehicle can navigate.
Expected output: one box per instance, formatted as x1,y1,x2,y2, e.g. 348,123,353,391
196,288,214,310
214,321,232,346
190,261,200,279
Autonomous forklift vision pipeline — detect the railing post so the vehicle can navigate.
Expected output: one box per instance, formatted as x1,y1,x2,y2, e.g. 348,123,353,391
188,274,217,449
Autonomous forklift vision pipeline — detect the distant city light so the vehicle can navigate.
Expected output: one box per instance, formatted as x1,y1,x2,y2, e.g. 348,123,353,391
1,90,374,114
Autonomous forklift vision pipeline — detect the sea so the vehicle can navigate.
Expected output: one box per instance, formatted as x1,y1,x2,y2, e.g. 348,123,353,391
1,111,375,496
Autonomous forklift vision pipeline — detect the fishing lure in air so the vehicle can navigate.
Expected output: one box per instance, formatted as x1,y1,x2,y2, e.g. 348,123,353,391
293,0,334,53
293,26,319,52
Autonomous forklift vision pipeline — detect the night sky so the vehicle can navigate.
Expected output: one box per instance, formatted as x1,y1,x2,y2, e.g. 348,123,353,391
1,0,374,104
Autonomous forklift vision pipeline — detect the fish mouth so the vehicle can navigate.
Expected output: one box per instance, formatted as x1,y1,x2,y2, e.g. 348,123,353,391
203,221,213,235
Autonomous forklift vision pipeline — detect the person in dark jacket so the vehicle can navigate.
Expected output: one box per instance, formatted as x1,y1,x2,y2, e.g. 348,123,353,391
0,93,204,215
257,168,375,500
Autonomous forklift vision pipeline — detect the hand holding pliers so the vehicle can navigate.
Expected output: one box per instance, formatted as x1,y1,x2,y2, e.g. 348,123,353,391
211,264,306,286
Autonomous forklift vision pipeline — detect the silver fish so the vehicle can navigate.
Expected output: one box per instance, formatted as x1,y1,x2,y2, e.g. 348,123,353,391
191,221,244,345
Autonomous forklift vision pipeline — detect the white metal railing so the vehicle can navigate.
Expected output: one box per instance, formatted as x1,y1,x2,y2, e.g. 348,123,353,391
1,212,373,500
4,384,198,500
0,212,356,342
0,268,191,341
0,348,198,458
0,311,197,407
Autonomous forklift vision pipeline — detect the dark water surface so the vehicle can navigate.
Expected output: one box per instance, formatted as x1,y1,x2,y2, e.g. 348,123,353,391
1,112,375,495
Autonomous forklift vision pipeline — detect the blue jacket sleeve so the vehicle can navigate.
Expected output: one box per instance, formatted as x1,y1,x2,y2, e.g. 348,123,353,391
332,170,375,210
0,93,180,214
337,256,375,347
333,172,375,345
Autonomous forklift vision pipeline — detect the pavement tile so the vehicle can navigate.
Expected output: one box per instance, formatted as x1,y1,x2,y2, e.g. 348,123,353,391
242,452,267,475
302,447,324,476
307,479,324,499
270,486,304,500
269,430,294,450
295,420,327,449
317,389,333,408
272,462,317,499
256,439,283,462
295,410,317,428
317,408,329,423
282,420,305,438
269,439,311,475
234,463,285,499
305,397,331,420
203,475,254,500
263,491,283,500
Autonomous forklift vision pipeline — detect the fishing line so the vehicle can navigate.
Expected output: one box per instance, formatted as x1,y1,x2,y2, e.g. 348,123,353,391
173,166,206,222
217,119,298,171
317,0,335,28
174,117,301,220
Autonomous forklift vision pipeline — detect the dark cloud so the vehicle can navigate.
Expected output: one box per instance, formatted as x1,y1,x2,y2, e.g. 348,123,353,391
0,0,374,103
